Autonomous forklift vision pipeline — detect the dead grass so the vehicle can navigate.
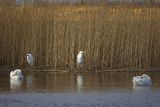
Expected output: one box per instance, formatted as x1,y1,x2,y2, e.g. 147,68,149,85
0,5,160,71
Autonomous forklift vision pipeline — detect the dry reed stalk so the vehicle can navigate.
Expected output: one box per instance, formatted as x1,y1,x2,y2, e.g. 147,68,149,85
0,5,159,71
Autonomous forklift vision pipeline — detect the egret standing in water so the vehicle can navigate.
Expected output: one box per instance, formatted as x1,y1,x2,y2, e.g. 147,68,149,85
27,53,34,66
77,51,85,68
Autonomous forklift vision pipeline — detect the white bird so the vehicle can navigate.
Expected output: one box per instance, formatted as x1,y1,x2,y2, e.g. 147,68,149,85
10,69,24,80
133,74,152,86
77,51,85,67
27,53,34,66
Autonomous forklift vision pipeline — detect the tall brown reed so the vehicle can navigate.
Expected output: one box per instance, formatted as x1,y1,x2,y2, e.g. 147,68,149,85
0,5,160,71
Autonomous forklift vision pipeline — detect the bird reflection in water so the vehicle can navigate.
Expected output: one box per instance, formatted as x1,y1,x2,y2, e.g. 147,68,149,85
76,74,84,92
26,75,33,89
133,85,151,92
10,78,23,91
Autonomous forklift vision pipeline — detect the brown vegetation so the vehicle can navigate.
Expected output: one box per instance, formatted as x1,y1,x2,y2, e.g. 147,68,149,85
0,5,160,71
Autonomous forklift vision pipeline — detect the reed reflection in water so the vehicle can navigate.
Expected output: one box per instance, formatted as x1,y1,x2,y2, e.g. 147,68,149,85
26,75,33,89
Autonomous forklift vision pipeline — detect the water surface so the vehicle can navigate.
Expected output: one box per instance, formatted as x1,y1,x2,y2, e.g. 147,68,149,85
0,71,160,107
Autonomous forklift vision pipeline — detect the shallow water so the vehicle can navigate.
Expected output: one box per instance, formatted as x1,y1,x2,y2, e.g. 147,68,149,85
0,71,160,107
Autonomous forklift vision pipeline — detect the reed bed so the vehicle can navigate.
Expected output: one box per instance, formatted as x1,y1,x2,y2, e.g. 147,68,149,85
0,5,160,71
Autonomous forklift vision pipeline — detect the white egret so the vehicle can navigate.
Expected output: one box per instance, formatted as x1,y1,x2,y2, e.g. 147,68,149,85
133,74,152,86
27,53,34,66
10,69,24,80
77,51,85,67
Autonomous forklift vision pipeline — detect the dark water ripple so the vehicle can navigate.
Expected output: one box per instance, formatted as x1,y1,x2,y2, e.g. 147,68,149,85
0,91,160,107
